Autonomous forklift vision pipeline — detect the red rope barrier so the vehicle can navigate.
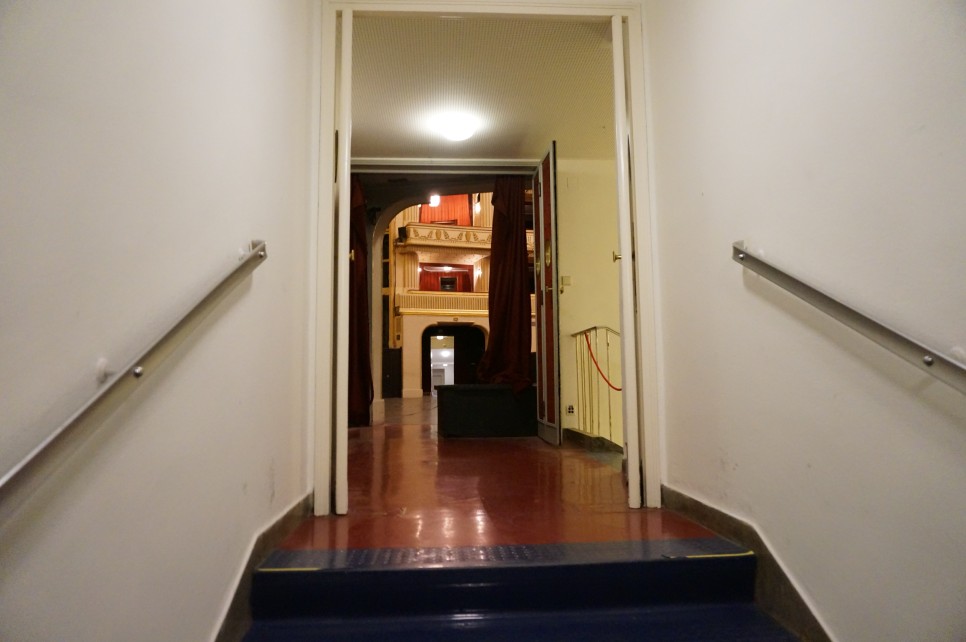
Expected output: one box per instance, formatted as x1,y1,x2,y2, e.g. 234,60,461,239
584,333,622,391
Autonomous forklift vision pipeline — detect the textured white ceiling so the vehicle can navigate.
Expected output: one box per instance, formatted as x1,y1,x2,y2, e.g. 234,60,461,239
351,14,616,161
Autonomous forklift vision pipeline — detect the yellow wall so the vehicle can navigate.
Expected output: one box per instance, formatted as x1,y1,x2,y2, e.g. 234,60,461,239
554,157,622,440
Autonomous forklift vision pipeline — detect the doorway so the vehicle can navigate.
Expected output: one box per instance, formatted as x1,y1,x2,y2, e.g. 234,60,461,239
316,3,659,515
421,325,486,395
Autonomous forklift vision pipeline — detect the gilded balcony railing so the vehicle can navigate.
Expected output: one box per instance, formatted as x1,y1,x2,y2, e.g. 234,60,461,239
395,222,534,255
397,223,493,250
396,291,537,317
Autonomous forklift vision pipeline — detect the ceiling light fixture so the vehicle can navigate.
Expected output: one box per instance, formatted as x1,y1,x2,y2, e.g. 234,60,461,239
428,111,481,142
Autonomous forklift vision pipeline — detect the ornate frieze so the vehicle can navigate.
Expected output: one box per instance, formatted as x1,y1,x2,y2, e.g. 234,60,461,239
396,292,537,317
395,223,534,256
397,223,492,249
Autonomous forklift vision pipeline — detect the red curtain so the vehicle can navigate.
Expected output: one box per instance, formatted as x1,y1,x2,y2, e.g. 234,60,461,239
476,176,532,392
419,194,471,226
418,264,473,291
348,176,373,426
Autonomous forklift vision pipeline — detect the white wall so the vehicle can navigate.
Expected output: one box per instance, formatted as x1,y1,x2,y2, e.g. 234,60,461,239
643,1,966,640
0,2,313,640
555,158,622,437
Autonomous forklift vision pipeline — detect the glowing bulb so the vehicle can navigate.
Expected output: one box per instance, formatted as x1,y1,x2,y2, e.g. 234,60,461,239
429,194,441,207
442,266,453,272
427,111,481,142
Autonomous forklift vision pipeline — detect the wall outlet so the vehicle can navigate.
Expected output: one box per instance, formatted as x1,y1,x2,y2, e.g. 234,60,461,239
566,404,575,414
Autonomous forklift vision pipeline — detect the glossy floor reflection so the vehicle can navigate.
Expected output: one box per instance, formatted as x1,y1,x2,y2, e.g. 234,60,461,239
282,398,712,551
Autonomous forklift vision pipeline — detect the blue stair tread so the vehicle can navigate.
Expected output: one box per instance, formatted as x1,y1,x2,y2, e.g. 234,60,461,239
251,539,757,619
244,603,797,641
257,538,750,572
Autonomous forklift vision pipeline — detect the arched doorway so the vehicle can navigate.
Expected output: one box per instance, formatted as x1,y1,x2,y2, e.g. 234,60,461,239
421,324,487,395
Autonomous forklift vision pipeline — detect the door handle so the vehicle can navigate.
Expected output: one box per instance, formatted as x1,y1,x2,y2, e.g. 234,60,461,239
612,251,622,262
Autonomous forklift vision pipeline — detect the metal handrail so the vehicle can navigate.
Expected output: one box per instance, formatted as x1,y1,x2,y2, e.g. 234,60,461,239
733,241,965,395
0,240,268,492
572,325,620,337
572,326,622,444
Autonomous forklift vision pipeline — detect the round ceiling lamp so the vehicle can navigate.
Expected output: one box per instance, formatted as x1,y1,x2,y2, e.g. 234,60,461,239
428,110,481,142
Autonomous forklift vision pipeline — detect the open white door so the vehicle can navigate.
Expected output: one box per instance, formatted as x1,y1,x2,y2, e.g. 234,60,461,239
610,16,643,509
621,14,662,508
332,9,354,515
314,5,352,516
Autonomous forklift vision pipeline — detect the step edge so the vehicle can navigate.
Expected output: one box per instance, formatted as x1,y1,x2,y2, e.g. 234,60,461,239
663,485,830,642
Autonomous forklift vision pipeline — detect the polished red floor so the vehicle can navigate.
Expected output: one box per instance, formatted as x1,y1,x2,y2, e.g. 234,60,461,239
282,399,712,551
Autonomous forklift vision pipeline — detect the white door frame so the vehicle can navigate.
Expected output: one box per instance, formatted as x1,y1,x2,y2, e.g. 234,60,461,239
313,0,662,513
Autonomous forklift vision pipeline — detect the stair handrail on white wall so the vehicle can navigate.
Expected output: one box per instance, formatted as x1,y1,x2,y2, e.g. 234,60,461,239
0,240,269,495
733,241,965,394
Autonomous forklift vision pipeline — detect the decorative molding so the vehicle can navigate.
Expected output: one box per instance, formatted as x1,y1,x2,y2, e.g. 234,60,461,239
401,223,494,247
398,291,488,311
396,292,536,317
327,2,642,20
661,486,831,642
352,157,540,174
400,309,490,318
395,223,491,267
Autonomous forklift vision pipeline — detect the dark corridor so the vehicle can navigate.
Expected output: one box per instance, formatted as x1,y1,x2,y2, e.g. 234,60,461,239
421,325,486,394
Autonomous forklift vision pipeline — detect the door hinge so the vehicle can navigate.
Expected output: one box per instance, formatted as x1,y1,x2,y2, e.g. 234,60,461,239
333,130,339,182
